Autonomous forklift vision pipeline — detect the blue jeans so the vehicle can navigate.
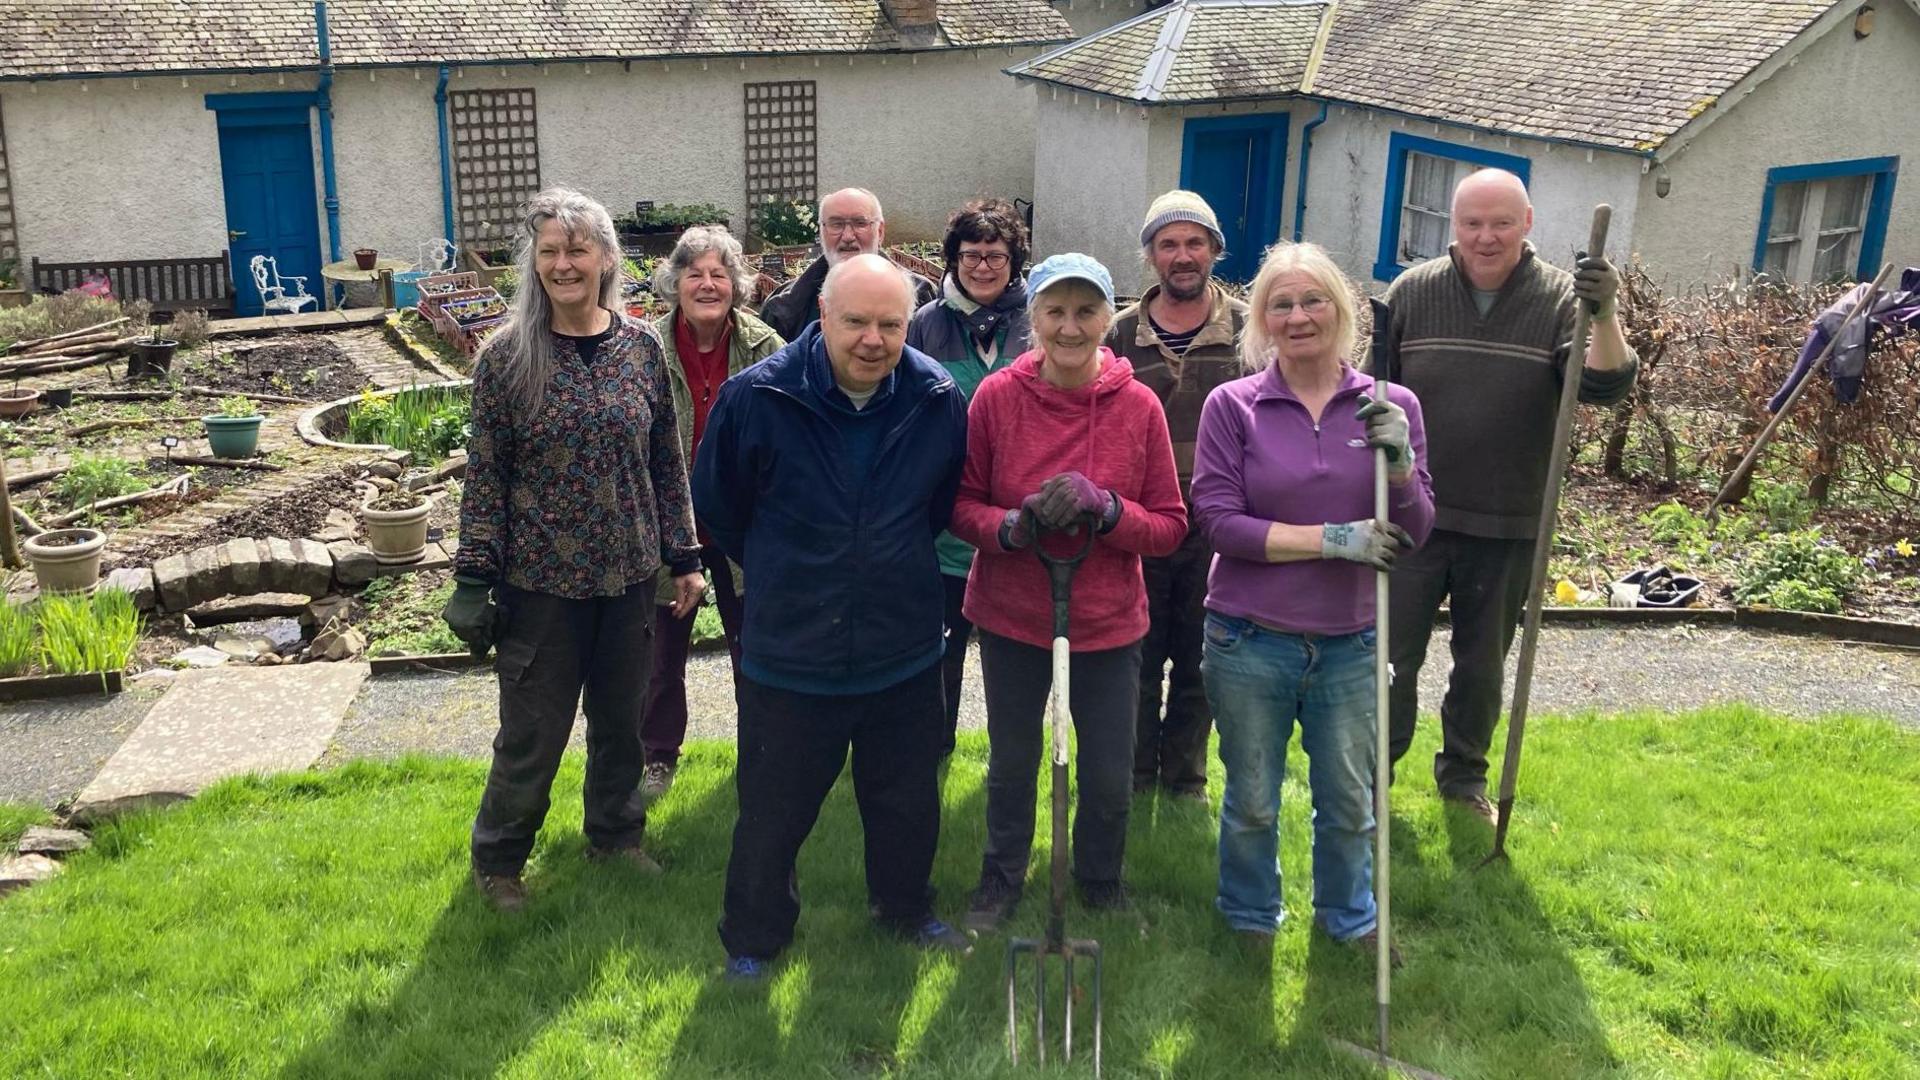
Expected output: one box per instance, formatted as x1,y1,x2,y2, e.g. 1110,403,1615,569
1201,612,1378,940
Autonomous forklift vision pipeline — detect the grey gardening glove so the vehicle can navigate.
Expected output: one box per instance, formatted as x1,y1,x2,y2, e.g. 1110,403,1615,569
1573,251,1620,320
441,576,498,658
1354,393,1414,479
1322,519,1414,572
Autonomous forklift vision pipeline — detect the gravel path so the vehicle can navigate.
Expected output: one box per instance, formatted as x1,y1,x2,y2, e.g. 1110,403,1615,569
324,624,1920,765
6,626,1917,808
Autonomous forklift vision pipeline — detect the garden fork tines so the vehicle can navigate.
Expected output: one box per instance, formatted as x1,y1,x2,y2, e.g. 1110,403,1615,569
1006,513,1103,1077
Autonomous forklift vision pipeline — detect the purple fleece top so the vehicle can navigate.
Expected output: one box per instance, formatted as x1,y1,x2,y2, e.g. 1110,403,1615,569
1191,364,1435,635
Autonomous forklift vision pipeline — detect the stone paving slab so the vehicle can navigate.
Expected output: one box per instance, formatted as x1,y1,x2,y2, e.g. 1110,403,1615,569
70,661,370,821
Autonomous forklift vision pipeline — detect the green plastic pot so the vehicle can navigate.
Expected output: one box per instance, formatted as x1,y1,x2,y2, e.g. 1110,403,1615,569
202,414,264,459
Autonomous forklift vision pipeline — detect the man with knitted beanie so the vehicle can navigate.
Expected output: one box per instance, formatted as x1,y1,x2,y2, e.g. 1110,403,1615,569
1106,190,1246,802
1372,168,1636,821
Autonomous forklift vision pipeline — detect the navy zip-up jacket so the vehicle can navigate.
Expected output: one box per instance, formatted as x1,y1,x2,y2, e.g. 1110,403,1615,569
692,323,968,694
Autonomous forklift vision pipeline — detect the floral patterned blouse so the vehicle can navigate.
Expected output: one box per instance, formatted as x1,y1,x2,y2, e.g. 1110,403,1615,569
455,313,701,598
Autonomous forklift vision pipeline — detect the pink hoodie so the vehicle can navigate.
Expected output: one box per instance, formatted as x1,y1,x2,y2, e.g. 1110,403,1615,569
951,347,1188,651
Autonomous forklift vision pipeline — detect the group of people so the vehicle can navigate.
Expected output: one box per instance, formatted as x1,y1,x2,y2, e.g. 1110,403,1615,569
445,174,1635,980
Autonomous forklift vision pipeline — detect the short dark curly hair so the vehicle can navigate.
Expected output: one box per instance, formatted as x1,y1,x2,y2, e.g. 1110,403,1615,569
941,198,1031,286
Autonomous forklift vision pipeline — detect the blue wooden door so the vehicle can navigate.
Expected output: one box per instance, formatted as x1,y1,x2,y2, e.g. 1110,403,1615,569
1180,115,1290,282
218,121,321,317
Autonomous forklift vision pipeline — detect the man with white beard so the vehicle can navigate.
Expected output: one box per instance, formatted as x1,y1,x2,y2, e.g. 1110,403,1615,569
758,187,937,340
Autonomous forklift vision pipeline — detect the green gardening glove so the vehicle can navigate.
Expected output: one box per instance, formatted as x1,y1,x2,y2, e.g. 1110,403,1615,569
441,576,498,658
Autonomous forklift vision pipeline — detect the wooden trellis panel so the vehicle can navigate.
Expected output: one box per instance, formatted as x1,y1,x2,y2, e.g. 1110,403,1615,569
0,94,18,268
744,81,818,243
448,88,542,254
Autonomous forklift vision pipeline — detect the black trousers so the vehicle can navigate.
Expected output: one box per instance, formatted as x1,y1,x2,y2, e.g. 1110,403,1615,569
719,662,945,961
1134,527,1213,794
939,573,974,753
471,582,656,875
1385,528,1534,797
979,630,1142,890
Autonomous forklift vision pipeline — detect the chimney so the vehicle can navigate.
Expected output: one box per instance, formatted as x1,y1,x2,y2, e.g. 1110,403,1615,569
881,0,942,48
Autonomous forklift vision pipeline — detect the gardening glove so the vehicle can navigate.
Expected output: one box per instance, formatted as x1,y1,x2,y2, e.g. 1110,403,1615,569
442,576,498,658
998,502,1040,551
1322,519,1415,572
1573,251,1620,321
1354,393,1414,480
1035,471,1121,533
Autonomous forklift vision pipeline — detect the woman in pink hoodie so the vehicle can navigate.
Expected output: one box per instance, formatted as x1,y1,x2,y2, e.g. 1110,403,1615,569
949,253,1188,931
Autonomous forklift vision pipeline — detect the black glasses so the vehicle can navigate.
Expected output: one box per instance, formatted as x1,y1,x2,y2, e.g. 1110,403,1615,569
957,251,1011,270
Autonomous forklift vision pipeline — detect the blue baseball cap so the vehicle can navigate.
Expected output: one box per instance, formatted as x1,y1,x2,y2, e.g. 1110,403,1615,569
1026,252,1115,306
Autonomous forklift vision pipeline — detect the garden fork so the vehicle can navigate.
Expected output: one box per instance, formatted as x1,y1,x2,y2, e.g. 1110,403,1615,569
1007,514,1103,1078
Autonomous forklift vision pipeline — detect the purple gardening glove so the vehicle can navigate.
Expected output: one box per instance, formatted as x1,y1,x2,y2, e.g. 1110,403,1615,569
998,498,1044,550
1036,471,1121,532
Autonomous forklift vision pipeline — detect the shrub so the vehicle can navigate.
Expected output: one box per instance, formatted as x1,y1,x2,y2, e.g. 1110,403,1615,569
758,198,817,247
36,588,142,675
50,455,144,515
345,386,470,464
1733,528,1866,612
0,293,145,346
166,309,212,351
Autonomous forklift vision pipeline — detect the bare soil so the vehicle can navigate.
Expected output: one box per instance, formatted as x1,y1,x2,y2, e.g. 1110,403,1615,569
183,336,372,402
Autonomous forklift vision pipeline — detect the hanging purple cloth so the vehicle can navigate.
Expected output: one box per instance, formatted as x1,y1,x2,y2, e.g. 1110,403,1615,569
1768,267,1920,411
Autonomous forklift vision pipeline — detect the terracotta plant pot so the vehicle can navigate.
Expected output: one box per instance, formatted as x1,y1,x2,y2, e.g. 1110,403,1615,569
202,414,265,459
24,528,107,594
360,492,434,565
0,387,41,418
353,248,379,271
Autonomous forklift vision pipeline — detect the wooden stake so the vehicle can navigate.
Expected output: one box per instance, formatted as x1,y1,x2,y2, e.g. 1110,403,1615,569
0,452,20,568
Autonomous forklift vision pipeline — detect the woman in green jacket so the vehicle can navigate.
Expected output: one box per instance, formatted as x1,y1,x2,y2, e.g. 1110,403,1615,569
905,198,1030,756
641,226,785,797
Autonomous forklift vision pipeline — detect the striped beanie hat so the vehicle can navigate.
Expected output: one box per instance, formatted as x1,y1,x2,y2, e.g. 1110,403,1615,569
1140,189,1225,249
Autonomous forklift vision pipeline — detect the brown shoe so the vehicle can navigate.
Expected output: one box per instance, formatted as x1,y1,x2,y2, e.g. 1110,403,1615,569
1354,927,1404,969
472,868,528,913
588,844,663,874
1444,790,1498,825
640,760,677,801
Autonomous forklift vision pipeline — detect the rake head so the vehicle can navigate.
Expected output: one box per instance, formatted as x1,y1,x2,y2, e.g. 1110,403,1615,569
1005,935,1103,1077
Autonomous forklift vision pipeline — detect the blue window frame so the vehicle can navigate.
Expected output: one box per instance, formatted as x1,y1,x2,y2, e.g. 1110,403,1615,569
1751,157,1898,283
1373,132,1531,283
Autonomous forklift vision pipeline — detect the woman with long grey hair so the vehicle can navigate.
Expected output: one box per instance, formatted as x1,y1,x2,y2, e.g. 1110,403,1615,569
637,226,784,799
443,186,706,912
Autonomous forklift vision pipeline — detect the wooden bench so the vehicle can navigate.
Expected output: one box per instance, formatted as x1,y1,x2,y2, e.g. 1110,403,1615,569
31,253,235,315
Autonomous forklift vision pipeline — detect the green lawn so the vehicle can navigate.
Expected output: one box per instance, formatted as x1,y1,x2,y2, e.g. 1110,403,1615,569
1,707,1915,1078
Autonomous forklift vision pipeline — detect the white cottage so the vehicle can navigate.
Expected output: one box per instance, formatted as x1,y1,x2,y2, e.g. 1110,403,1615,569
0,0,1142,315
1009,0,1920,292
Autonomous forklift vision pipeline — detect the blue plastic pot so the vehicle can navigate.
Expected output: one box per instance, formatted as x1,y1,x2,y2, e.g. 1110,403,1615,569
202,414,264,459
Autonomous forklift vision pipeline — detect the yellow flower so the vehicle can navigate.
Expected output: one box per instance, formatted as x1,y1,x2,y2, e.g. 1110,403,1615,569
1897,538,1915,558
1555,579,1582,604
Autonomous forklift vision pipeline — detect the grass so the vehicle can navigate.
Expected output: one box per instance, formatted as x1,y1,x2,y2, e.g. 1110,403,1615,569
0,802,51,848
0,601,34,676
0,707,1915,1078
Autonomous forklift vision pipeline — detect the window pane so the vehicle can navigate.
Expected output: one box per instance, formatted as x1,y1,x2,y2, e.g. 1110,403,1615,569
1811,229,1859,282
1405,153,1453,213
1820,174,1869,231
1401,207,1448,263
1763,239,1798,277
1768,181,1807,240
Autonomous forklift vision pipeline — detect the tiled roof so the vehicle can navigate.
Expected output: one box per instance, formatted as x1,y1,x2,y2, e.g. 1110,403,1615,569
1008,0,1845,152
0,1,1075,80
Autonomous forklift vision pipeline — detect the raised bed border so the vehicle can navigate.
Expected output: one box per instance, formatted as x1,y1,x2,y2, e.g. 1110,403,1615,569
366,634,728,677
0,669,125,703
1433,604,1920,648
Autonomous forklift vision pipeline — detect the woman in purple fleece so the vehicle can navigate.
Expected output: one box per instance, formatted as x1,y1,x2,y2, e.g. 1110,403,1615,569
1189,242,1434,958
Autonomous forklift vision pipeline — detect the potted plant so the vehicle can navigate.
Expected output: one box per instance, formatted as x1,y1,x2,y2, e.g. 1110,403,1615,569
127,314,179,378
202,394,264,459
24,527,108,594
360,489,434,564
353,247,379,271
0,372,39,418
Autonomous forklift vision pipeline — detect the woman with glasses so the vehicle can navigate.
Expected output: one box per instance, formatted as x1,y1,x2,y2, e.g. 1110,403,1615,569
1188,242,1433,960
906,198,1032,756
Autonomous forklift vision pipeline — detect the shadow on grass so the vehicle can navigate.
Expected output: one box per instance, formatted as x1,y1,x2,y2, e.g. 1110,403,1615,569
1273,803,1621,1079
278,744,740,1080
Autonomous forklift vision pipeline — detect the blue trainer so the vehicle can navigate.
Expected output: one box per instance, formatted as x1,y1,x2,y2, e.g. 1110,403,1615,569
911,917,976,955
724,955,770,983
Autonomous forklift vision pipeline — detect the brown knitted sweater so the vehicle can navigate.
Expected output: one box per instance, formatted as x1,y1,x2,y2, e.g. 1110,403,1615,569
1374,244,1636,538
